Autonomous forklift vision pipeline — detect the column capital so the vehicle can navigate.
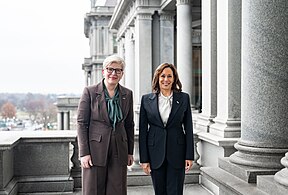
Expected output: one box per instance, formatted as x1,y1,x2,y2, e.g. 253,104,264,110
176,0,192,6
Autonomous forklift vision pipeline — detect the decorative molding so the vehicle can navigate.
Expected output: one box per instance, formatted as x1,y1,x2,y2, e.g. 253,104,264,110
136,0,149,6
159,12,175,21
136,12,153,20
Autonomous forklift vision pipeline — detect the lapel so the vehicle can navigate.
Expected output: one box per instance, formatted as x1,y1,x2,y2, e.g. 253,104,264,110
148,93,165,127
95,81,110,125
166,91,183,125
118,84,128,118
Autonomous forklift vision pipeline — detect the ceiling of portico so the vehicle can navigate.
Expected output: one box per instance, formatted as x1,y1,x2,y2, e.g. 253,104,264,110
109,0,201,36
161,0,201,21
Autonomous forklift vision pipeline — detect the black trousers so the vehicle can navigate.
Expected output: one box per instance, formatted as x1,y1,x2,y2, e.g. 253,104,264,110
150,159,185,195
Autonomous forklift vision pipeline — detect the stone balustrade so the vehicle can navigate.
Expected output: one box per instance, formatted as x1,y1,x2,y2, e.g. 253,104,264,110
0,130,201,194
0,130,76,195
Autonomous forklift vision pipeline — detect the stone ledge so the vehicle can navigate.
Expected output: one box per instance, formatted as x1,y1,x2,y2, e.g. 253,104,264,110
219,157,279,183
0,130,77,148
196,131,238,147
201,167,268,195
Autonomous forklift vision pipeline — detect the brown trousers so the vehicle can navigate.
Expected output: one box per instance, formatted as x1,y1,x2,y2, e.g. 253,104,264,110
82,132,128,195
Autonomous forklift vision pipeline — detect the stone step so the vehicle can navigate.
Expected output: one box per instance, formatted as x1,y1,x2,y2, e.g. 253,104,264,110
71,184,213,195
219,157,279,183
127,165,201,186
257,175,288,195
201,167,268,195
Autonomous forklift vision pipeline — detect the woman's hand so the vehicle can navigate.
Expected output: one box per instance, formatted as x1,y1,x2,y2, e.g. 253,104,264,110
185,160,193,172
128,155,134,166
141,163,151,175
81,155,93,168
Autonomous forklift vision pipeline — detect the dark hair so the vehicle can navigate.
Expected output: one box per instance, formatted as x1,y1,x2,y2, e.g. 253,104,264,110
151,63,182,93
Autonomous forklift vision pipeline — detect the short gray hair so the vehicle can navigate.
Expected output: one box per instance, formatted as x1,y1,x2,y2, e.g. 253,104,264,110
102,55,126,70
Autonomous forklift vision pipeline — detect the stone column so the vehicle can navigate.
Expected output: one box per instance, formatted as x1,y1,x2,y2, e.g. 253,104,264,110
195,0,217,132
118,37,125,86
230,0,288,169
57,112,63,130
176,0,193,97
159,12,175,64
63,111,70,130
209,0,241,138
124,28,135,93
134,13,153,104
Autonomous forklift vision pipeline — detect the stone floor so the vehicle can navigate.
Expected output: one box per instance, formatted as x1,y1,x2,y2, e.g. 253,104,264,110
73,184,213,195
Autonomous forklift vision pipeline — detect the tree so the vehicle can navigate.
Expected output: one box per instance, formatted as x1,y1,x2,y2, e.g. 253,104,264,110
1,102,17,119
24,96,57,129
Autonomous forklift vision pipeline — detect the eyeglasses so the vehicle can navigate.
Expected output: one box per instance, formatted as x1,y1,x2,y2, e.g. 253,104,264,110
106,67,123,74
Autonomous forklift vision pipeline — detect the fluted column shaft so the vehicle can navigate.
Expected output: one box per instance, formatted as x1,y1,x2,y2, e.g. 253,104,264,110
230,0,288,168
176,0,193,97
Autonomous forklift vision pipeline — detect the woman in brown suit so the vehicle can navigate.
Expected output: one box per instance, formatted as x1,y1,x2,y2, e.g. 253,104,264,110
77,55,134,195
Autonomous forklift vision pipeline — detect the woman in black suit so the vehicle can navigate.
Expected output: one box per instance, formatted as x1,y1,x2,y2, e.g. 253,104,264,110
139,63,194,195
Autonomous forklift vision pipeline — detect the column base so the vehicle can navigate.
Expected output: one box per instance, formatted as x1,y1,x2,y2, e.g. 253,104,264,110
230,142,288,169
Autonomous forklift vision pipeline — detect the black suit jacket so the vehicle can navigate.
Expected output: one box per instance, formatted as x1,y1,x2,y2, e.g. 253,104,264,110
139,91,194,169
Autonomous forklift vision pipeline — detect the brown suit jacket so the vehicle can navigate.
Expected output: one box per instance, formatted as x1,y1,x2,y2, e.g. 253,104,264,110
77,80,134,166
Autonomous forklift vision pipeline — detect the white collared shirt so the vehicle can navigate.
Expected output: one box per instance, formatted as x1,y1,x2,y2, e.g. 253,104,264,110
158,92,173,126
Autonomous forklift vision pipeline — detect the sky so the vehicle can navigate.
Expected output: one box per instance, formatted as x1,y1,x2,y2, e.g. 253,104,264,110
0,0,91,95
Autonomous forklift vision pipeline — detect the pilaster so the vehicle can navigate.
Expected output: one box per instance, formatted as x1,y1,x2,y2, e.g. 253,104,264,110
209,0,241,138
195,0,217,133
